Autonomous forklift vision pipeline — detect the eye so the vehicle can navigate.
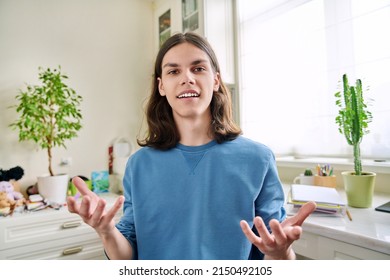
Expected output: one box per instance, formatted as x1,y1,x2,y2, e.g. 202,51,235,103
193,67,206,72
167,69,179,75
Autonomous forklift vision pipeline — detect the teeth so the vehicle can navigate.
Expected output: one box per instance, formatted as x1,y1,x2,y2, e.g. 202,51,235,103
178,92,200,99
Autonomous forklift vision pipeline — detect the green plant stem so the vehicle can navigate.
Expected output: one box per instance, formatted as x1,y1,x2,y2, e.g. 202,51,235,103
353,143,362,175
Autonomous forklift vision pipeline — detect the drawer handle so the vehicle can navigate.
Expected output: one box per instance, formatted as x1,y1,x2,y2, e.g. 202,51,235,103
62,221,82,229
63,246,83,255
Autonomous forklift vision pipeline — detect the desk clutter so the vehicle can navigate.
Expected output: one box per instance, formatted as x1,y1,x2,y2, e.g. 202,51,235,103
287,184,349,218
0,166,26,217
294,164,337,188
0,168,114,217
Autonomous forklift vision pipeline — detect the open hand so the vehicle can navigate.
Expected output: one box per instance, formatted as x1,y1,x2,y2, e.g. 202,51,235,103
66,176,124,237
240,201,316,259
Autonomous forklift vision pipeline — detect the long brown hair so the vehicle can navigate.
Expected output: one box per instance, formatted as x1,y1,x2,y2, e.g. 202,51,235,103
137,32,241,150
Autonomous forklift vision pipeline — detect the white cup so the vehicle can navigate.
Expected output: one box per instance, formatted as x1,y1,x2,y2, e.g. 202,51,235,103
293,174,315,185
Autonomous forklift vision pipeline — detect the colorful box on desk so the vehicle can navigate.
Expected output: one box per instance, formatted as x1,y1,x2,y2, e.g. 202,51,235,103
314,175,337,188
91,171,110,193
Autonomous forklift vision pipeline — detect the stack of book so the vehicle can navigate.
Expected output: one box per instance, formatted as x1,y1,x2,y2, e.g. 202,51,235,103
287,184,347,216
26,194,48,211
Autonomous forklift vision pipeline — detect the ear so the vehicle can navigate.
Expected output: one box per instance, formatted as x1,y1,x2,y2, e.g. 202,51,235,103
157,77,166,96
213,72,221,92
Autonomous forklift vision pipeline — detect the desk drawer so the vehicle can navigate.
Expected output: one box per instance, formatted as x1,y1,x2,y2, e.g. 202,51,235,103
318,236,390,260
0,193,122,260
0,212,92,250
0,232,105,260
293,232,390,260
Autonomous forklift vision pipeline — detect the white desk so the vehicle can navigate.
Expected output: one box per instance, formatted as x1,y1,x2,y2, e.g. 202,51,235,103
2,187,388,260
283,184,390,259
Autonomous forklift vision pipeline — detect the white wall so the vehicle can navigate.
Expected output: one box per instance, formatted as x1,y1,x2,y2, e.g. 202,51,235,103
0,0,154,191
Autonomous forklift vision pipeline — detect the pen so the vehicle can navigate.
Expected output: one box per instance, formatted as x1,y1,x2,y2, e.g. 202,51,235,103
346,209,352,221
316,164,321,176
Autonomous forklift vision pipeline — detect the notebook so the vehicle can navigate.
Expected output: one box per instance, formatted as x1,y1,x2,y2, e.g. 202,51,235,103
290,184,346,206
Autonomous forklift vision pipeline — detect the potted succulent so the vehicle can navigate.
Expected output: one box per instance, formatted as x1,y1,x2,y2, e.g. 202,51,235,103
304,168,313,176
10,66,83,203
293,168,315,185
335,73,375,208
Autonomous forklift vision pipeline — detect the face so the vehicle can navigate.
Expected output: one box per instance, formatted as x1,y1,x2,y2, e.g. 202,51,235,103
158,42,220,123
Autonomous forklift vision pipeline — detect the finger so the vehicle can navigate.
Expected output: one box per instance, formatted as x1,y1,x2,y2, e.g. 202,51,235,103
271,219,302,243
284,226,302,241
89,199,107,227
102,196,125,224
78,195,94,218
72,176,95,197
240,220,260,244
253,216,274,245
269,219,287,244
283,201,316,227
66,196,79,214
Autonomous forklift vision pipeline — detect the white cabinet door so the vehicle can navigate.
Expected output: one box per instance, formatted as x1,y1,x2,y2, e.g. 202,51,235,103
318,237,390,260
293,231,390,260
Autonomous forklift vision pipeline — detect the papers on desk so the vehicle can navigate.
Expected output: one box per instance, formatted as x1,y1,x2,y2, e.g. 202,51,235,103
287,184,347,216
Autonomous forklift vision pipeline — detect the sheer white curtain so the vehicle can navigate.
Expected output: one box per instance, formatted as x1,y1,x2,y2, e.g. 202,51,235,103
237,0,390,160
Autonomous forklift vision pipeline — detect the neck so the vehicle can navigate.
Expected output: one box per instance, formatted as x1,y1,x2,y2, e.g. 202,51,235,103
175,115,213,146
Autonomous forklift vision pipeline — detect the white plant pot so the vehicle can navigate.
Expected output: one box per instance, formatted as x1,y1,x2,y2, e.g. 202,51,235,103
37,174,69,204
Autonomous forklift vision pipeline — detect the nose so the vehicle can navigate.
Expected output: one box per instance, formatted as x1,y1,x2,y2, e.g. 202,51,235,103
180,70,195,85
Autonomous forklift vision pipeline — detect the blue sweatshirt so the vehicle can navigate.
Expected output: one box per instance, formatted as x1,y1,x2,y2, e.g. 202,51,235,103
116,136,286,260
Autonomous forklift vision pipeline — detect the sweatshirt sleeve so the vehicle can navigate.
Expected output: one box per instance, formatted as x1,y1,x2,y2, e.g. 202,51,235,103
254,149,287,228
115,160,138,259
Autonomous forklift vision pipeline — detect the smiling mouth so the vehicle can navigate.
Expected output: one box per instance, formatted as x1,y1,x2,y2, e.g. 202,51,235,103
177,92,200,99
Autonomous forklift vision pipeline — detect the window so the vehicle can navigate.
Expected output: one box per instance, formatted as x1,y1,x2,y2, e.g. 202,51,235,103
237,0,390,160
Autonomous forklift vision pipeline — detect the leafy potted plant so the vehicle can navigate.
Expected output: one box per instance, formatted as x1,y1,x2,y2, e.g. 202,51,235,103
10,66,83,204
335,73,375,208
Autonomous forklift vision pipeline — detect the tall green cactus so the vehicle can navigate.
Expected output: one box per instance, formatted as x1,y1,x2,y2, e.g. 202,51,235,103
335,74,372,175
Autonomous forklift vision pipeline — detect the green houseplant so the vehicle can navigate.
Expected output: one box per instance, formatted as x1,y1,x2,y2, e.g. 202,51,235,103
335,73,375,208
10,66,82,203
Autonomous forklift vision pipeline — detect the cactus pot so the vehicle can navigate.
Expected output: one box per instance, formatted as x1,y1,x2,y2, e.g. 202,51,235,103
341,171,376,208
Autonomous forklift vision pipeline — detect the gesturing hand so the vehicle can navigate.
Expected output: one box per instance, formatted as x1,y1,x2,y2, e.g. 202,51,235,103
240,201,316,259
66,176,124,237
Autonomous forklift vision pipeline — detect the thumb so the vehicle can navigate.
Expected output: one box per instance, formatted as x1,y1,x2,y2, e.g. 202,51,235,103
283,201,316,227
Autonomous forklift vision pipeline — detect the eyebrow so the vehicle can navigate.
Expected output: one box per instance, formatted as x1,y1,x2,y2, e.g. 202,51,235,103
162,59,209,69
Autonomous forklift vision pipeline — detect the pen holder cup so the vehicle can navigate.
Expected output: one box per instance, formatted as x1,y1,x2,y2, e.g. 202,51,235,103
314,175,337,188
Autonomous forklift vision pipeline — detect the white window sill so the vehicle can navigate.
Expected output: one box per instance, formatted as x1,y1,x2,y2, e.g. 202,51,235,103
276,156,390,175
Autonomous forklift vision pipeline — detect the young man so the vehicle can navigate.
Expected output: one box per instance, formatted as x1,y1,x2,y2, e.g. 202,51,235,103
67,32,315,260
